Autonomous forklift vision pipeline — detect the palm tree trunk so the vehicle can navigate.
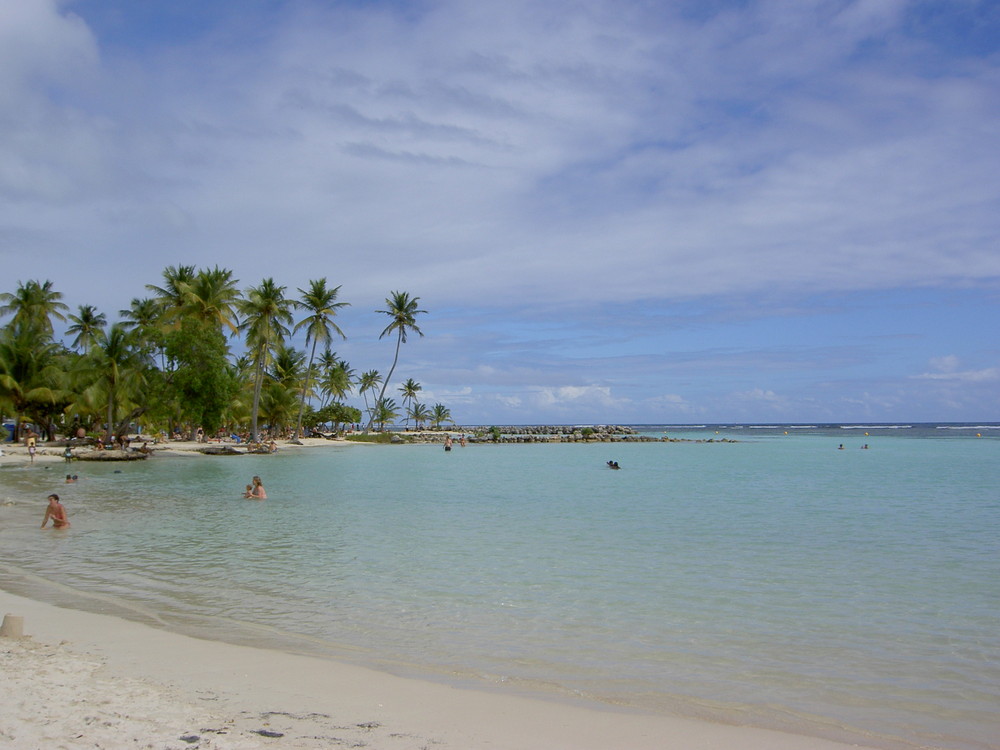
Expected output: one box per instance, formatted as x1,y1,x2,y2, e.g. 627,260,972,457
367,331,402,430
251,352,265,442
293,338,318,442
106,387,115,444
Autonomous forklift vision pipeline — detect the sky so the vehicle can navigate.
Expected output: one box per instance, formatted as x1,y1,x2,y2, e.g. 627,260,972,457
1,0,998,425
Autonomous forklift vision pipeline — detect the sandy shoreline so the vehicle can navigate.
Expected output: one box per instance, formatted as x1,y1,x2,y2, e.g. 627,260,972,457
0,435,357,467
0,590,882,750
1,439,883,749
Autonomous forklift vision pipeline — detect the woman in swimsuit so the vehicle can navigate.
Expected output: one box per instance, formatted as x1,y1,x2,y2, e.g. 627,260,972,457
251,476,267,499
41,494,70,529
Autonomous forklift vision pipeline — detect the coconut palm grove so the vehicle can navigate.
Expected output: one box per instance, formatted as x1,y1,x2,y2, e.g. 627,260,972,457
0,267,452,444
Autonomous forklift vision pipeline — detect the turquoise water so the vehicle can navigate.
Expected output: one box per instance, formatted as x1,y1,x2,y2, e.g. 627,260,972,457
1,428,999,750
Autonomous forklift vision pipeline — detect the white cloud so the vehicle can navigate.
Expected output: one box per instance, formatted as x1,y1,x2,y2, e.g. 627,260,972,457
928,355,961,373
914,368,1000,383
3,0,998,311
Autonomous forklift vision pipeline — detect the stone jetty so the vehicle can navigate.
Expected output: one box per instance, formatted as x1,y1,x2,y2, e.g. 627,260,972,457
407,426,735,444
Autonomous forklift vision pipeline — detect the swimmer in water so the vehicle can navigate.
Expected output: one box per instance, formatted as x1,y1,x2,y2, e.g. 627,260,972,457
250,475,267,499
41,493,70,529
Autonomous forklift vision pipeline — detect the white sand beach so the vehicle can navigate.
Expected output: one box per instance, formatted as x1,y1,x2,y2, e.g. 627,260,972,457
0,590,880,750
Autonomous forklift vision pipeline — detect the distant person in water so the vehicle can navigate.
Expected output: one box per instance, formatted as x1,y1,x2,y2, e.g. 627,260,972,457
444,435,452,452
607,460,620,469
250,475,266,499
41,493,69,529
243,483,254,498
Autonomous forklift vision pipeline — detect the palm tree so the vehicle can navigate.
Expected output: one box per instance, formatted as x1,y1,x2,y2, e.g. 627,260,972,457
357,369,382,426
86,323,150,443
369,291,426,429
66,305,107,353
179,266,241,335
146,264,197,323
291,279,349,441
119,297,161,331
119,297,166,368
237,278,292,442
372,397,400,432
430,402,453,429
270,344,307,407
0,328,67,441
259,379,298,437
0,279,69,337
398,378,421,430
408,401,431,431
319,353,354,409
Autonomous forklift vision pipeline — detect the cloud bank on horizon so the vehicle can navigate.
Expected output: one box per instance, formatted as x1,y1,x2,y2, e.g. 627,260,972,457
1,0,998,423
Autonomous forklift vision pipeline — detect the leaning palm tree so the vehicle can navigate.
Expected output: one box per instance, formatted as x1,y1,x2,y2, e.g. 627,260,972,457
291,279,349,441
66,305,107,353
369,291,426,429
398,378,421,430
0,279,69,338
237,278,293,442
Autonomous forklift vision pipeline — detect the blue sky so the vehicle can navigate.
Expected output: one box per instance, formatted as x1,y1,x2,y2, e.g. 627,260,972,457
1,0,998,424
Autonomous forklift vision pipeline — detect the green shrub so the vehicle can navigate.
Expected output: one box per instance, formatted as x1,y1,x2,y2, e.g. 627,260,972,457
344,432,396,444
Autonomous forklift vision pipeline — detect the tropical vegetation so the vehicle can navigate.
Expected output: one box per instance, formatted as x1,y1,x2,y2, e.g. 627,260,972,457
0,271,449,444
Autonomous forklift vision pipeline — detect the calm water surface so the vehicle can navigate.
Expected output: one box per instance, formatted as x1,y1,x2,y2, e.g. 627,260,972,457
2,427,998,750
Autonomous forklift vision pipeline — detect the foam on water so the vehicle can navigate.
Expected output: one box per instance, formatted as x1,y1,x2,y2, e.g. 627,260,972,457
2,429,999,750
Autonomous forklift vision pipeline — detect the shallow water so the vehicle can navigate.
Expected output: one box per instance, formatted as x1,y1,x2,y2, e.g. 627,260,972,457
2,427,999,750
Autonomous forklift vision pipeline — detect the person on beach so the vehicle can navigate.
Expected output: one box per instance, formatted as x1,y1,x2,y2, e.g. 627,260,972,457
41,494,70,529
250,476,266,499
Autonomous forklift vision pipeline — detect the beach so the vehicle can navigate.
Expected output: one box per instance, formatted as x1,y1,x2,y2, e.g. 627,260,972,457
1,589,879,750
2,429,997,749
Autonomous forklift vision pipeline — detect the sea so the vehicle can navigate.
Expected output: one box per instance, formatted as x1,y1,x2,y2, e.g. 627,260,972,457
1,423,998,750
